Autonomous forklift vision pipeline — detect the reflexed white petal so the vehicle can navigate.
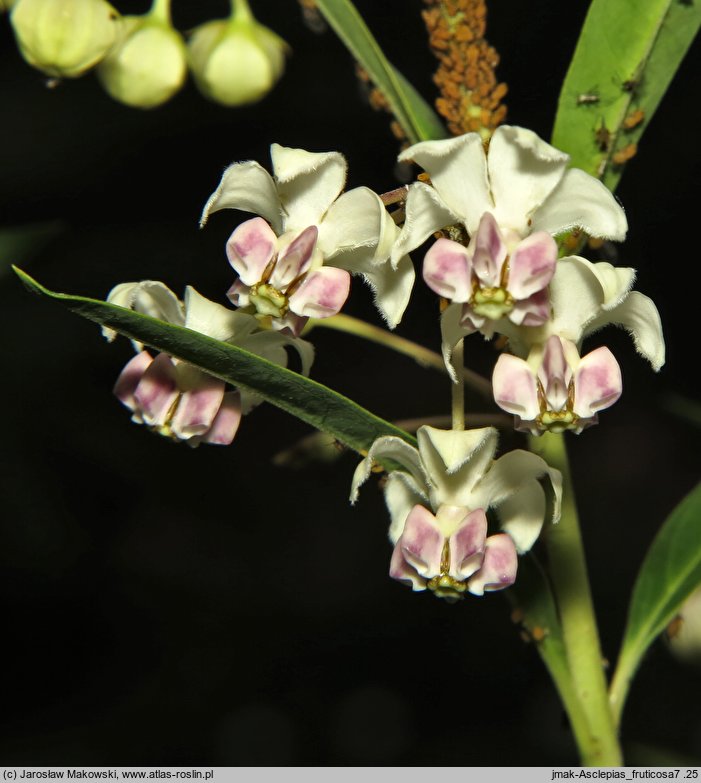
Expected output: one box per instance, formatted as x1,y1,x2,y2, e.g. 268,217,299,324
440,302,472,383
588,290,665,371
270,143,347,229
488,126,569,236
423,238,472,302
578,259,636,311
200,160,282,233
399,133,491,234
318,187,388,259
226,217,278,286
418,425,498,508
491,480,546,554
391,182,460,267
472,448,562,546
352,252,416,329
103,280,185,346
350,435,425,505
532,168,628,241
385,471,429,544
492,354,540,420
467,533,518,595
184,286,250,342
573,346,623,418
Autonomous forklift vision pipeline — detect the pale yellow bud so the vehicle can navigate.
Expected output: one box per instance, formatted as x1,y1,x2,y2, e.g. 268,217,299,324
97,15,187,109
188,0,288,107
10,0,121,78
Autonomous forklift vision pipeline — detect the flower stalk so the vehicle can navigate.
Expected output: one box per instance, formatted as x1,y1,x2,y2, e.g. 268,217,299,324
529,432,622,766
451,338,465,430
308,313,493,399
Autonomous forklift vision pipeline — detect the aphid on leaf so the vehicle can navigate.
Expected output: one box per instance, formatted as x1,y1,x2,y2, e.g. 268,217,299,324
576,93,600,106
612,142,638,166
595,124,611,152
623,108,645,130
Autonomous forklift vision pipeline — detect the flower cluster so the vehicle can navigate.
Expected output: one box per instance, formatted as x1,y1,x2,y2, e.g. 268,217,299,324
393,125,664,434
98,124,664,600
9,0,287,109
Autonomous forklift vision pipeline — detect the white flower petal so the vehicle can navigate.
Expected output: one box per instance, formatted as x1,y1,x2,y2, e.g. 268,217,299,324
399,133,491,234
440,302,472,383
317,186,388,259
417,425,498,508
200,160,282,233
350,435,426,505
491,480,547,554
532,168,628,241
352,252,416,329
104,280,185,347
270,143,347,230
588,290,666,371
488,125,570,236
183,286,250,342
385,472,429,544
391,182,460,267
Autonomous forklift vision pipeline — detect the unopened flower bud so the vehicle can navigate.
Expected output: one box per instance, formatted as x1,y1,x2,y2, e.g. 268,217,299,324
188,0,288,107
97,0,187,109
10,0,121,78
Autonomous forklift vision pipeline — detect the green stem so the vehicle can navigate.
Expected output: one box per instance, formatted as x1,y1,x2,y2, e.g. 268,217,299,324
529,432,622,766
232,0,254,22
149,0,172,24
308,314,493,400
451,338,465,430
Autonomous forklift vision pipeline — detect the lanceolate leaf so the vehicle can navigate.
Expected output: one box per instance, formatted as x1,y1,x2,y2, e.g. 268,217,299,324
15,268,416,457
552,0,700,190
610,482,701,724
314,0,446,143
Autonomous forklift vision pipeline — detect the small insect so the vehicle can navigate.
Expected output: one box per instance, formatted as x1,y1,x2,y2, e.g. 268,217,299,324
623,108,645,130
612,142,638,166
577,93,600,106
594,124,611,152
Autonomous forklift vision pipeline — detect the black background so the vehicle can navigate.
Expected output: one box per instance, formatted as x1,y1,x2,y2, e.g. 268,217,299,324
0,0,700,765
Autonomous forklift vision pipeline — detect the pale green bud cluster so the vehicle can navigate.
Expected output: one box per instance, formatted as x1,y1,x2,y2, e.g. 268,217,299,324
7,0,289,109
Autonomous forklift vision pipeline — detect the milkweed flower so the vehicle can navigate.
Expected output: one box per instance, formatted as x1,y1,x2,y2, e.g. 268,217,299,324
351,426,562,600
104,281,313,446
492,335,623,434
201,143,415,333
392,124,627,267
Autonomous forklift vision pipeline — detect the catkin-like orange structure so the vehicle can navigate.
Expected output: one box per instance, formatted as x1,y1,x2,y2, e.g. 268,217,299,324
423,0,507,137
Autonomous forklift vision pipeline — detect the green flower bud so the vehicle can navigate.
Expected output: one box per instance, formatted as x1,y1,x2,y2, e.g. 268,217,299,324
10,0,121,78
97,0,187,109
188,0,288,107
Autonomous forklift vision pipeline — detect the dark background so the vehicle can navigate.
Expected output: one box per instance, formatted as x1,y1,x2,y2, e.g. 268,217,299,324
0,0,699,766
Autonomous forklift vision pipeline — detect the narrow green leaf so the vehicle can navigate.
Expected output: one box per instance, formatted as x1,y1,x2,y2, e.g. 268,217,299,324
14,268,416,456
552,0,700,190
314,0,446,143
610,481,701,724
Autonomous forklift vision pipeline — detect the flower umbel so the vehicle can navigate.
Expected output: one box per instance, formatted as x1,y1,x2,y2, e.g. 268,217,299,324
351,426,562,600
